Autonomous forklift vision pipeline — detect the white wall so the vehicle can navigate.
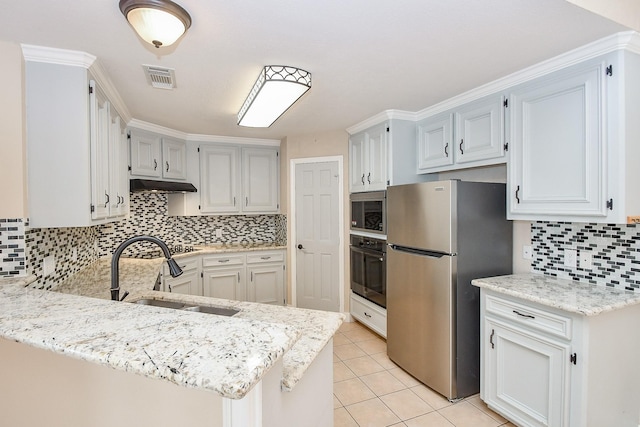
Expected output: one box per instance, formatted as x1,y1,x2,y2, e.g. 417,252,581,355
0,40,28,218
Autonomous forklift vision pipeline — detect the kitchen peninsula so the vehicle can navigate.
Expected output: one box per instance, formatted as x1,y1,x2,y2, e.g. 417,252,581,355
0,246,343,427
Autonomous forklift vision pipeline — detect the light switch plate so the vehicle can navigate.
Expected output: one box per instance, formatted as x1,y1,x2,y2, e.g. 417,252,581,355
579,250,593,269
43,255,56,277
216,229,223,238
564,249,577,268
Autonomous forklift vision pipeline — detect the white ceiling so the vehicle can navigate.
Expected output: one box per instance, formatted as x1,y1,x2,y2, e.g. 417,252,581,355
0,0,628,140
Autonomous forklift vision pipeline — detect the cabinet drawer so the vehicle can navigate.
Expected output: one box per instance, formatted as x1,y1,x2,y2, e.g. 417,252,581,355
485,294,572,340
202,253,245,268
162,257,199,274
246,251,284,264
350,293,386,338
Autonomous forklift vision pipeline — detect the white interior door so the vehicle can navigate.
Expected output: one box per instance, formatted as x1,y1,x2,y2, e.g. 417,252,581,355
294,161,341,311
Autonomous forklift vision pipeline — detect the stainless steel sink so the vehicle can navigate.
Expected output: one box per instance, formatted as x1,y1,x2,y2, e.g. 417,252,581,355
133,298,238,316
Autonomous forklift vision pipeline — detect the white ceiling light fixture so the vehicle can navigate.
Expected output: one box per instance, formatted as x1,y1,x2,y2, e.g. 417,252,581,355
119,0,192,48
237,66,312,128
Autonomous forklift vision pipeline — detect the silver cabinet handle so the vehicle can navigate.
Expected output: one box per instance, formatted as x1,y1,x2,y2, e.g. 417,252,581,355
490,329,495,349
154,159,158,170
459,139,464,154
218,259,230,263
444,142,449,157
104,191,110,208
261,256,271,260
237,272,240,282
515,185,521,204
168,284,172,292
361,174,365,185
364,312,372,318
166,161,169,172
233,196,236,206
367,172,371,184
246,197,248,207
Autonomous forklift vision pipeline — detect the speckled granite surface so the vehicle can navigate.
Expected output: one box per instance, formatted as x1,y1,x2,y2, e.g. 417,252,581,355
0,275,37,287
472,273,640,316
0,283,299,399
4,243,343,397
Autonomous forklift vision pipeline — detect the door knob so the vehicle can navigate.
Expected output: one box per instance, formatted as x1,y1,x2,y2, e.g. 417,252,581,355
297,244,304,250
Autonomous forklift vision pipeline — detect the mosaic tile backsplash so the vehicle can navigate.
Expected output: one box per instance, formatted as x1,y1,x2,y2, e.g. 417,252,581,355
531,222,640,292
0,218,26,277
8,192,286,289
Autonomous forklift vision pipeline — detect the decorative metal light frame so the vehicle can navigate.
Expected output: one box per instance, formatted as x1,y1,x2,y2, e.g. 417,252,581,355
119,0,192,48
237,66,312,128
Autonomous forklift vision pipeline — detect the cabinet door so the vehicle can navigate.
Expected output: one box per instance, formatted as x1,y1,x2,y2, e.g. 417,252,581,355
349,132,367,192
484,318,570,427
109,112,127,218
508,61,606,220
162,137,187,180
455,94,505,164
417,113,454,171
247,264,284,305
242,148,279,212
203,267,245,301
165,270,200,295
365,123,388,191
130,130,162,178
90,81,111,220
199,145,240,213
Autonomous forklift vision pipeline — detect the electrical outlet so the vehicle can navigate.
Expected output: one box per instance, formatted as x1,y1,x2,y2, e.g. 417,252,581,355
43,255,56,277
71,247,78,262
522,245,533,260
564,249,577,268
579,250,593,269
216,229,223,238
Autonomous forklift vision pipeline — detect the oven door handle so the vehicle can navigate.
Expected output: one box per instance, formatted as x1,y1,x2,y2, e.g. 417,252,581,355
350,246,385,258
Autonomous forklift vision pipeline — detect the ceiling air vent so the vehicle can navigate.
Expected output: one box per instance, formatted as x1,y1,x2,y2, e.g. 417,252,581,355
143,65,176,90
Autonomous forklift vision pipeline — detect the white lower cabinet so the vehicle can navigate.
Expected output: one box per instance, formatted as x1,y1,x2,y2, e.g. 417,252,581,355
349,292,386,338
163,250,285,305
481,289,640,427
163,257,201,295
202,253,246,301
246,251,286,305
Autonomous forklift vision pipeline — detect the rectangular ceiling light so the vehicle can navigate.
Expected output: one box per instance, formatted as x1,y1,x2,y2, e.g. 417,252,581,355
237,65,311,128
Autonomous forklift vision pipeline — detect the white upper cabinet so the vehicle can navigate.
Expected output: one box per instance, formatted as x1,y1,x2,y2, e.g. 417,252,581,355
417,93,506,174
198,144,279,214
349,119,428,193
417,113,454,170
507,50,640,223
242,148,279,212
349,123,388,192
24,53,129,228
199,145,241,213
130,129,187,180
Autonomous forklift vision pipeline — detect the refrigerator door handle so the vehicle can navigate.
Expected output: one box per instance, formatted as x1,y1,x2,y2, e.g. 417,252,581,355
388,244,453,258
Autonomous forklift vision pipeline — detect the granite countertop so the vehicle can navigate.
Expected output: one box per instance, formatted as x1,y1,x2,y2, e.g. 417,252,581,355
5,243,344,398
472,273,640,316
0,282,299,399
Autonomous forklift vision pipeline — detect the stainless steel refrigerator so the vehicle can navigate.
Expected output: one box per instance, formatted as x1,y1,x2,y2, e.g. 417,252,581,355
386,180,512,400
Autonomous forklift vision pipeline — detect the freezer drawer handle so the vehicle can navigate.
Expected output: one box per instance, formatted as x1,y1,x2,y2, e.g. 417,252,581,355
513,310,535,319
489,329,495,349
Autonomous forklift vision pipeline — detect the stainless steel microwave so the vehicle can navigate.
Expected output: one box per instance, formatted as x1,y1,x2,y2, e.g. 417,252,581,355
350,191,386,235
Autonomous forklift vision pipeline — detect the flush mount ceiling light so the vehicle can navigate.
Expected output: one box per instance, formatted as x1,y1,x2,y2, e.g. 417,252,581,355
237,66,312,128
119,0,192,48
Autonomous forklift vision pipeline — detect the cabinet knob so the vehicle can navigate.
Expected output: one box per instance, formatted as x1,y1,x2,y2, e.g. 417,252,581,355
297,244,304,250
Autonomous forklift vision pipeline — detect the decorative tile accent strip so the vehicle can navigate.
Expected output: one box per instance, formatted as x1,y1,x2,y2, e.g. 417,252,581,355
531,222,640,292
0,218,27,277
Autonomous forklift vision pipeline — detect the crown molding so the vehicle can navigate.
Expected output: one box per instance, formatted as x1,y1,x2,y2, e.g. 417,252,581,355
128,119,281,146
21,44,95,68
345,31,640,127
346,109,417,135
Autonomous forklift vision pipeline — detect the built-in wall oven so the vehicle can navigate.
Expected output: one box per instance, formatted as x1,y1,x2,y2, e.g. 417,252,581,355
350,235,386,308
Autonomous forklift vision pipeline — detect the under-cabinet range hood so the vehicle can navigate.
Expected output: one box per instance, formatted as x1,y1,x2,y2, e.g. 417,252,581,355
130,179,197,193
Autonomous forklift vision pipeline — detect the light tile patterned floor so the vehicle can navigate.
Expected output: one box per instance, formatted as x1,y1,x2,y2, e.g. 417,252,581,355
333,321,517,427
